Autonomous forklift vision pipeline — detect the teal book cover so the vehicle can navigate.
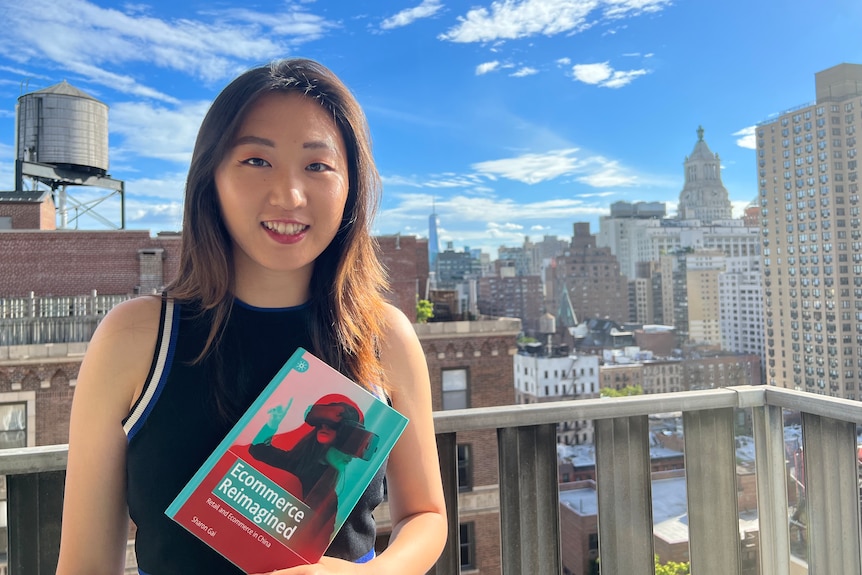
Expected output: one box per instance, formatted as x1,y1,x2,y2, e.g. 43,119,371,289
166,347,408,574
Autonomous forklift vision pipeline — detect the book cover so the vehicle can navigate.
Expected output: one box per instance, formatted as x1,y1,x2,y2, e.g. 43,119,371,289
166,347,408,574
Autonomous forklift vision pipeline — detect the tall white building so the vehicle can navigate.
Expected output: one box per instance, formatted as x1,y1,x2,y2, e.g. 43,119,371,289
719,256,765,360
758,63,862,399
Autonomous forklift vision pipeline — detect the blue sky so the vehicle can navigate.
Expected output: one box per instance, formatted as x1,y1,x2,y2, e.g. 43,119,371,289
0,0,859,258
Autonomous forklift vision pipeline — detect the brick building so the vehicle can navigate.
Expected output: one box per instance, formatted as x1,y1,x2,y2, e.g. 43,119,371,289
0,191,57,231
477,272,543,333
413,317,521,574
681,353,762,390
376,234,429,323
0,229,181,297
0,342,85,447
553,222,629,325
1,189,183,297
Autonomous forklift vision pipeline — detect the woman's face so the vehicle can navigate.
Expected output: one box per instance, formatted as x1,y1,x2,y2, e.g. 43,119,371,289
215,92,349,298
325,446,353,471
316,421,338,445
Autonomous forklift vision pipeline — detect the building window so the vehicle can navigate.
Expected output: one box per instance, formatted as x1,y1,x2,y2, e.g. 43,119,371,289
0,403,27,449
442,368,469,410
460,522,476,570
457,444,472,491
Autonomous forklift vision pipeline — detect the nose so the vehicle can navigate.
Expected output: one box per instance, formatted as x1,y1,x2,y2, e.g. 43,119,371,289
268,169,307,209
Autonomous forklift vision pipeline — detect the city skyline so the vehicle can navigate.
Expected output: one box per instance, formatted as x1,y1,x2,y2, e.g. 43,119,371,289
0,0,858,257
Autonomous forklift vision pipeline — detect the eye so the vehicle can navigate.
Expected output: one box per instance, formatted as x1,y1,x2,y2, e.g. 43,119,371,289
242,157,270,167
306,162,331,173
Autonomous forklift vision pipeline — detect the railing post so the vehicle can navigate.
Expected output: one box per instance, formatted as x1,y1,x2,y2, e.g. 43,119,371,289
801,412,862,574
431,432,460,575
594,415,654,575
497,424,561,575
7,470,65,575
683,408,740,575
752,403,791,575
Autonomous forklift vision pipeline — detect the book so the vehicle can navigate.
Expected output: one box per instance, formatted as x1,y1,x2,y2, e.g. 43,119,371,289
165,347,408,573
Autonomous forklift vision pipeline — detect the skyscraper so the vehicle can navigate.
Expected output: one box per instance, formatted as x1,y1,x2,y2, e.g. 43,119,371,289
758,63,862,399
428,206,440,275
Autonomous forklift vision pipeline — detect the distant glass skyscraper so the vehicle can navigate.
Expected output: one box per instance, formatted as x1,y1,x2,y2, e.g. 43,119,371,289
428,207,440,272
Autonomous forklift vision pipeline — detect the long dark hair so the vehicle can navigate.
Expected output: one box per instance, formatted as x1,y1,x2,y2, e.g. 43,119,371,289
168,59,389,411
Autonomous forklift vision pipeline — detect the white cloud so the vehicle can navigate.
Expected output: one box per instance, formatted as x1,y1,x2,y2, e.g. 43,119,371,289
455,149,641,187
602,0,672,19
576,158,638,186
382,173,487,189
579,191,617,198
381,0,443,30
572,61,648,88
602,69,648,87
488,222,525,231
0,0,337,99
125,199,184,229
125,172,190,202
731,200,754,219
733,126,757,150
511,67,539,77
556,58,572,66
572,62,613,84
440,0,672,43
440,0,594,43
476,61,501,75
472,148,585,184
111,100,211,163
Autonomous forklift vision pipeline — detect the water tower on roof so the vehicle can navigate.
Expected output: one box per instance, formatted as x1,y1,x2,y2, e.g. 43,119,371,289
15,80,125,229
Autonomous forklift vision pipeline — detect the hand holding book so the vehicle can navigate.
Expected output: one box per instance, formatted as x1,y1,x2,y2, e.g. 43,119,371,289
166,348,408,574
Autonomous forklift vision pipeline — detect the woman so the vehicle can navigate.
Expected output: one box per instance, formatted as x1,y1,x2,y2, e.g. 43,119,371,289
56,59,447,575
247,398,380,555
248,399,378,501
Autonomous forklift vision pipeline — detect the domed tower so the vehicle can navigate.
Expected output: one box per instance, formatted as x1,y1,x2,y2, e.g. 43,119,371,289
14,80,125,229
677,126,732,223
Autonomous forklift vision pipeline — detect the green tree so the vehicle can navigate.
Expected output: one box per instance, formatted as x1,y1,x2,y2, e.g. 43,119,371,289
600,384,644,397
654,555,690,575
416,299,434,324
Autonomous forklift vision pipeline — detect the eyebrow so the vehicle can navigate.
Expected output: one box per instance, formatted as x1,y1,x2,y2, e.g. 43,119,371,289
231,135,338,152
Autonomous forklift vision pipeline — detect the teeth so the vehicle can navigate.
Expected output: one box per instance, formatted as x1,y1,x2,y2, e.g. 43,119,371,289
263,221,307,235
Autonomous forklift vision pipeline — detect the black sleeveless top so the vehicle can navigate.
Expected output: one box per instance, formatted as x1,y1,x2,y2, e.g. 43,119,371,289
124,298,384,574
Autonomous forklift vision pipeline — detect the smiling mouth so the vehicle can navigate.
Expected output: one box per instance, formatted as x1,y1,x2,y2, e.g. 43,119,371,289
262,221,308,235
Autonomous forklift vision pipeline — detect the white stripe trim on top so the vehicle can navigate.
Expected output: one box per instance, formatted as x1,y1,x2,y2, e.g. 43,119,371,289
123,299,175,436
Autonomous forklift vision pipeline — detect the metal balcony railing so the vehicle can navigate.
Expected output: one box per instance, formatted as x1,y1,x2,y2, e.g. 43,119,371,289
1,385,861,574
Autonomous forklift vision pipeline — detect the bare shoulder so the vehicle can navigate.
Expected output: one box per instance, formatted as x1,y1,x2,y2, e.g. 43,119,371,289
93,294,163,339
378,303,425,368
378,303,428,402
79,295,164,412
379,303,418,346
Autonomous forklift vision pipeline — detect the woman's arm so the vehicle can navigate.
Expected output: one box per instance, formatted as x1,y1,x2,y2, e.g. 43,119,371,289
56,296,162,575
368,304,448,572
263,304,447,575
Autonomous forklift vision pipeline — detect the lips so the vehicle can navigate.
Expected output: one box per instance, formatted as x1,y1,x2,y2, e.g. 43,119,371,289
262,221,309,236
